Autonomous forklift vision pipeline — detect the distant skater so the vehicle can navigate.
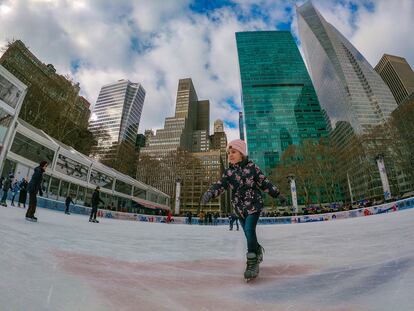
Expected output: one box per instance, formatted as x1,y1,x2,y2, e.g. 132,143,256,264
201,139,285,282
65,195,75,215
25,161,48,222
89,186,104,223
229,213,239,231
18,177,28,208
0,174,13,206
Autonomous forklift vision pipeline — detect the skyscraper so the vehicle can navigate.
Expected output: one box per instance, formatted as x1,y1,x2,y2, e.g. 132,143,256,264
297,1,399,201
375,54,414,105
297,2,397,134
238,112,245,141
139,78,226,214
89,79,145,159
210,119,228,165
140,78,209,157
236,31,328,173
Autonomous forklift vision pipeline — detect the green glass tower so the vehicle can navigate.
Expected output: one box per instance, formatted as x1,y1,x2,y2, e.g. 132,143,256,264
236,31,328,173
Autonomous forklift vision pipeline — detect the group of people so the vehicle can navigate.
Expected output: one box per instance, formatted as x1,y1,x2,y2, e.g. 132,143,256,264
0,160,105,224
194,211,220,225
0,174,29,208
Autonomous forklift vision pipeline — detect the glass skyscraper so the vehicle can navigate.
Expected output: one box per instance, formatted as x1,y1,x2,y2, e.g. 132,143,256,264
297,1,397,134
297,1,399,201
89,79,145,159
236,31,328,173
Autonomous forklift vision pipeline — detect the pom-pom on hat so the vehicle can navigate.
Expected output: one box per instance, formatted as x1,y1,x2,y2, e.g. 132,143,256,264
226,139,247,157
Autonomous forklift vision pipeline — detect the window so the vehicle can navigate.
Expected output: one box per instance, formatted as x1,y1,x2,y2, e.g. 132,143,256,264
10,132,55,165
85,188,93,207
0,108,13,152
115,180,132,195
76,186,86,204
0,73,22,108
90,170,114,189
133,186,146,199
42,174,51,197
49,177,60,200
55,154,88,181
59,181,70,199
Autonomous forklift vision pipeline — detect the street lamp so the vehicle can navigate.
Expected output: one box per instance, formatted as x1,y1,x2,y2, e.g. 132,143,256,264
375,154,391,201
287,174,298,216
174,178,182,215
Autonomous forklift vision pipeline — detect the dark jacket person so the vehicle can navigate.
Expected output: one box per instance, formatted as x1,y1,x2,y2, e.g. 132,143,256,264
25,161,48,221
89,186,104,223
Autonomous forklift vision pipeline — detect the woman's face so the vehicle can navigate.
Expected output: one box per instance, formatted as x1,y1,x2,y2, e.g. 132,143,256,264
227,148,243,164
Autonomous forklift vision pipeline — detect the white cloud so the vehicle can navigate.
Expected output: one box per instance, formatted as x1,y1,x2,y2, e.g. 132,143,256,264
0,0,412,147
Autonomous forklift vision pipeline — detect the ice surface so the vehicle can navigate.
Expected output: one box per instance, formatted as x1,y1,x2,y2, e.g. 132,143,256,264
1,206,414,311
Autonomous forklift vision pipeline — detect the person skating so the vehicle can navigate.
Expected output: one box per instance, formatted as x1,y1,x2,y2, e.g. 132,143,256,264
200,139,285,282
89,186,104,223
18,177,28,208
10,179,20,206
229,213,239,231
25,161,48,222
0,174,13,206
65,195,75,215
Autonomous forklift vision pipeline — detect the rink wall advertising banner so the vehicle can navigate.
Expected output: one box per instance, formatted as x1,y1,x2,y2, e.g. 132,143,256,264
23,194,414,226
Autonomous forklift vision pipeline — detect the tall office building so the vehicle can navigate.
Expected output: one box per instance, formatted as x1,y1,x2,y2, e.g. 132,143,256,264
297,2,397,134
375,54,414,105
297,1,399,201
210,119,228,165
236,31,328,173
140,78,209,157
238,112,245,140
139,78,227,214
89,79,145,160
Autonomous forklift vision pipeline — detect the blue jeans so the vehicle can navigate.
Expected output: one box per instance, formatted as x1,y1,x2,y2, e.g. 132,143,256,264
1,190,8,203
239,212,260,253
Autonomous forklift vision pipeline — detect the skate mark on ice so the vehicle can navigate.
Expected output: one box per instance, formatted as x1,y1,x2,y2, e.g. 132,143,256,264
53,250,319,311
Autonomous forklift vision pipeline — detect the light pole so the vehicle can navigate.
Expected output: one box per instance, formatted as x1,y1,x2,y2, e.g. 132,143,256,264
174,178,181,215
346,171,354,205
375,155,391,201
287,174,298,216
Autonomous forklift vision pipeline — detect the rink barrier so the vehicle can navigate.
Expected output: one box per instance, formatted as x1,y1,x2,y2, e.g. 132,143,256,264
5,191,414,225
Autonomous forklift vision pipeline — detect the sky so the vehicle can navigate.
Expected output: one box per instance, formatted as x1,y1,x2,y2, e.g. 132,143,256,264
0,0,413,142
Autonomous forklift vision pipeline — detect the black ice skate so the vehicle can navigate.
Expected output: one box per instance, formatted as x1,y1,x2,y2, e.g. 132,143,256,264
256,244,265,264
244,252,259,282
92,219,99,223
25,216,37,222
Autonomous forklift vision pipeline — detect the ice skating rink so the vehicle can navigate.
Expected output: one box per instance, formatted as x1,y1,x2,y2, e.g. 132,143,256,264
1,206,414,311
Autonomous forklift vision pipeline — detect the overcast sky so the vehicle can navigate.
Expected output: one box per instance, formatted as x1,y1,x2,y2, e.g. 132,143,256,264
1,0,413,142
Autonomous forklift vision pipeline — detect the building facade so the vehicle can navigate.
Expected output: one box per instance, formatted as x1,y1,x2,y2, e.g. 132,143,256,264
88,79,145,160
0,65,27,171
297,2,397,134
140,78,209,157
0,40,92,151
375,54,414,105
138,79,228,214
236,30,328,174
297,1,399,201
210,119,228,165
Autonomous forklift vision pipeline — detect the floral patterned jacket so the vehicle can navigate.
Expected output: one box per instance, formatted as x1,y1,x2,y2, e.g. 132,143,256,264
206,158,280,218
